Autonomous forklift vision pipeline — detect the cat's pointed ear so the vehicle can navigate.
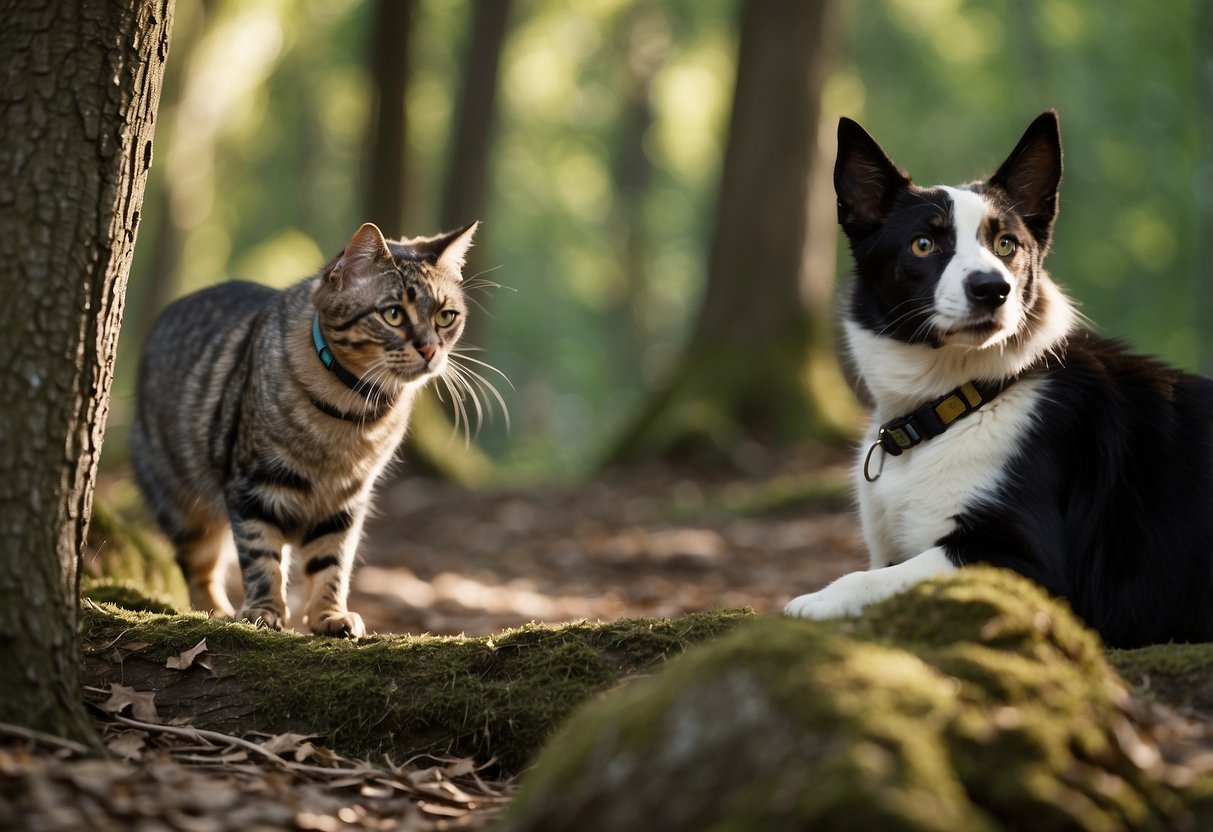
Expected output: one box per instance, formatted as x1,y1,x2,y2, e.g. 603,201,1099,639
834,117,910,235
987,110,1062,249
436,221,473,274
325,223,392,287
410,221,479,276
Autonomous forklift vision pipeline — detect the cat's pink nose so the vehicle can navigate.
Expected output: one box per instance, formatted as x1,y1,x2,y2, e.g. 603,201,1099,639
416,343,437,363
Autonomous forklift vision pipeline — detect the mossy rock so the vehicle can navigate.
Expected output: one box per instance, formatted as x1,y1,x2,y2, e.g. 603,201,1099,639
502,568,1213,831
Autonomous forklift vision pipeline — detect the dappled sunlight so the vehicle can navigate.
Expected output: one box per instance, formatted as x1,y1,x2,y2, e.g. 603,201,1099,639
355,566,592,621
348,453,861,636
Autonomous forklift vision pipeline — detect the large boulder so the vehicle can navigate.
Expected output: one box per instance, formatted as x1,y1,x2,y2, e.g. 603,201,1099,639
502,568,1213,831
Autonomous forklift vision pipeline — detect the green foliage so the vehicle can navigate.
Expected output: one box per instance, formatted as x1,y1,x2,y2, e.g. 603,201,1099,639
840,0,1205,369
110,0,1210,479
503,568,1213,831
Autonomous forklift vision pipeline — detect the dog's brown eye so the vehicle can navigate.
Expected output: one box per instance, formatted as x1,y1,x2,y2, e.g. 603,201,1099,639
910,236,934,257
382,306,405,326
995,236,1017,257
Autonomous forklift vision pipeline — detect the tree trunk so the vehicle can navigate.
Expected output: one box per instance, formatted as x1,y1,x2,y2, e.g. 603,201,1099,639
439,0,512,235
1199,1,1213,374
386,0,511,482
126,1,213,348
609,0,853,463
439,0,513,351
0,0,174,745
364,0,415,235
605,7,669,378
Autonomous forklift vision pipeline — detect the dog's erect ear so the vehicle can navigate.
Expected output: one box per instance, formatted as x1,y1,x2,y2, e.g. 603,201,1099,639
834,117,911,235
988,111,1062,249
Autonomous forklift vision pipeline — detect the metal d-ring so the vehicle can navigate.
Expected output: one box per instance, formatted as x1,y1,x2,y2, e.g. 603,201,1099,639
863,436,886,482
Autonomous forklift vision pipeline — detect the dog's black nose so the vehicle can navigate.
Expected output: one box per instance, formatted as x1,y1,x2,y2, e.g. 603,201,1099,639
965,272,1011,309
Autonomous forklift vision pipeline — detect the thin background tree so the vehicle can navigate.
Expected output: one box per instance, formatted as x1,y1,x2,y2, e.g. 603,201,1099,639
610,0,852,463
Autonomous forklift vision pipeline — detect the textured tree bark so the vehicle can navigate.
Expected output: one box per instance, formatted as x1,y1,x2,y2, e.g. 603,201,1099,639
609,0,850,463
0,0,174,744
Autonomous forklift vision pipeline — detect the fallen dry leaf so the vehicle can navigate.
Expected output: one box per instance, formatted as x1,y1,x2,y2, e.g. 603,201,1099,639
104,729,146,761
259,732,319,757
100,684,159,723
166,638,210,671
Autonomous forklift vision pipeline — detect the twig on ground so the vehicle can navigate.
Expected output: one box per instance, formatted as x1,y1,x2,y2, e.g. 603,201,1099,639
0,721,94,755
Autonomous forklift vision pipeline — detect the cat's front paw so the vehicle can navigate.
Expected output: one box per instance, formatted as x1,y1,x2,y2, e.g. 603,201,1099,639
238,606,286,631
310,610,365,639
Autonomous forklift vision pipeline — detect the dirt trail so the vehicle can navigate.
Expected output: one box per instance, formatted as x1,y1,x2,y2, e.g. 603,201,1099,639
350,448,864,637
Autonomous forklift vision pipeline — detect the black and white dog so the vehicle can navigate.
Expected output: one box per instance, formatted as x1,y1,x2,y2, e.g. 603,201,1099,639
785,112,1213,648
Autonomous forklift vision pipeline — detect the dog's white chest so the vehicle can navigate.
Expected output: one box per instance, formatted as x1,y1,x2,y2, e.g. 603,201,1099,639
856,379,1045,568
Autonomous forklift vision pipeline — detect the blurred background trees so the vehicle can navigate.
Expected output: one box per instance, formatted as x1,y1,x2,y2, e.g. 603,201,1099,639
108,0,1213,483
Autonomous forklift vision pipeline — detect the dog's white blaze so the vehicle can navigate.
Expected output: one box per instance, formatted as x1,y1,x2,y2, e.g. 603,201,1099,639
932,187,1020,342
785,546,957,619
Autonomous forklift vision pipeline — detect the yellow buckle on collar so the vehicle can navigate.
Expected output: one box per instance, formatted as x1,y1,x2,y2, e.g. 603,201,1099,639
934,382,983,425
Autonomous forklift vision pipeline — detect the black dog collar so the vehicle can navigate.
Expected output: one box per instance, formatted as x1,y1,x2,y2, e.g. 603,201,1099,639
863,378,1012,482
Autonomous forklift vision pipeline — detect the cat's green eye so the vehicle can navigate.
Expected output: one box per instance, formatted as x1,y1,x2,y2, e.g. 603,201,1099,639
382,306,405,327
995,236,1017,258
435,309,459,328
910,236,934,257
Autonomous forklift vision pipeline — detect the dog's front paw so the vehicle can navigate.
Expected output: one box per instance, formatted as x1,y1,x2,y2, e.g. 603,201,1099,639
784,572,872,620
310,610,366,639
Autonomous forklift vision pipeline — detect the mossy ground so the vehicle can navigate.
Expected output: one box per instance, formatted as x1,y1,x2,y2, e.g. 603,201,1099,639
85,501,188,610
79,598,753,771
82,559,1213,829
1108,642,1213,719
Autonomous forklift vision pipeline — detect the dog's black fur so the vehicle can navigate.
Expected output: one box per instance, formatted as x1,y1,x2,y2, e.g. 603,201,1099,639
789,113,1213,648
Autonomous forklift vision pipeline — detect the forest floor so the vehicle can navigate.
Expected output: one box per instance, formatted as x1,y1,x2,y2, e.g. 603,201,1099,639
18,447,1212,829
6,447,866,831
350,445,861,638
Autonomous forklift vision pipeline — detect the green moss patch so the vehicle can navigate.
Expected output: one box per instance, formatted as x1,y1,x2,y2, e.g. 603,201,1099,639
502,568,1213,831
81,579,179,614
1108,643,1213,718
80,602,753,770
85,501,188,609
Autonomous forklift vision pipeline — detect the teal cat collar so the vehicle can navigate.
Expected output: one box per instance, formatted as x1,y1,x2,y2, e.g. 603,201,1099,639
311,313,388,401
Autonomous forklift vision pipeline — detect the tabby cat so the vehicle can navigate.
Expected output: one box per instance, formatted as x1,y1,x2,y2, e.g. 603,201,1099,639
131,221,477,637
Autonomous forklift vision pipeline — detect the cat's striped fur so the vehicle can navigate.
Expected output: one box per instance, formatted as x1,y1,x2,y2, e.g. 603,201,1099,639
131,222,477,637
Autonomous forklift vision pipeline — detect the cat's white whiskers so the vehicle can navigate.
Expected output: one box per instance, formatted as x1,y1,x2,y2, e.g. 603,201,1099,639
438,371,473,448
445,354,511,433
449,350,514,387
443,363,487,438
